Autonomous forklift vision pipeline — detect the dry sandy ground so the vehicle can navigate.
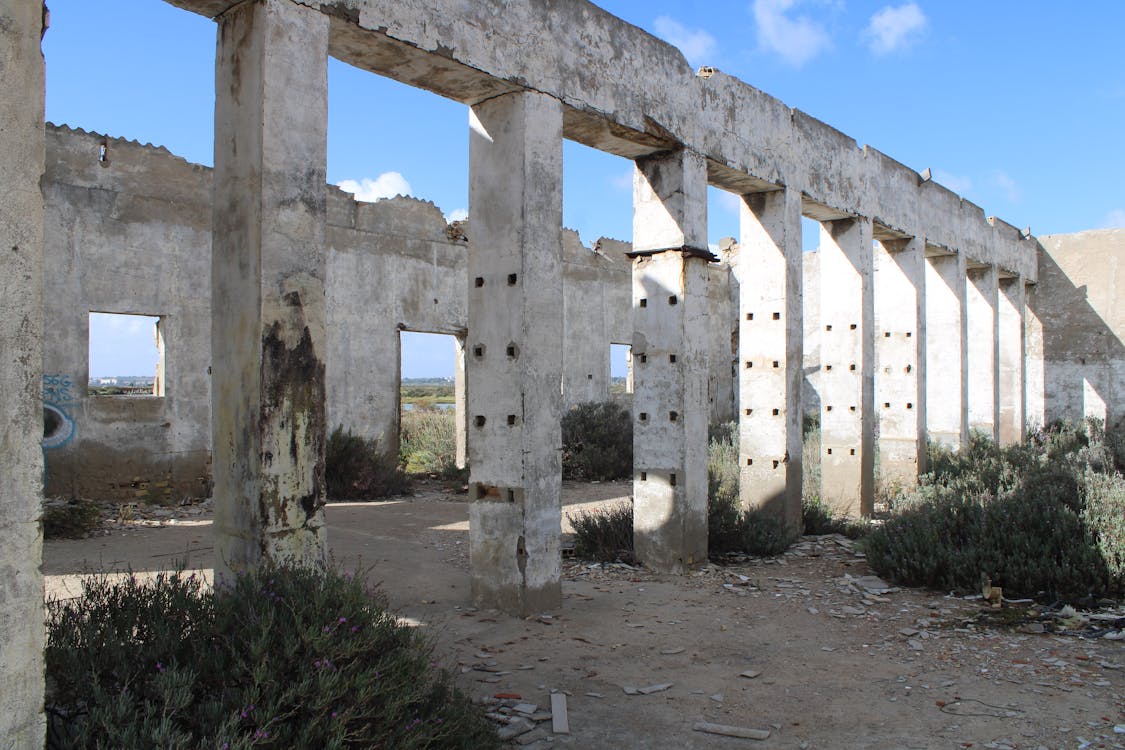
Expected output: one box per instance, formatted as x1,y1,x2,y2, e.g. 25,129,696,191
44,481,1124,750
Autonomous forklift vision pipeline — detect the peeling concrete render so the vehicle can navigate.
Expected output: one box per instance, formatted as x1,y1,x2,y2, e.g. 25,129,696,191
3,0,1124,743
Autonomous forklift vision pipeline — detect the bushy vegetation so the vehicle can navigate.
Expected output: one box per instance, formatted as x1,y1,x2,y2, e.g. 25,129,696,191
42,497,101,539
864,420,1125,603
45,565,499,749
569,503,634,562
561,401,633,481
326,426,412,500
400,408,463,479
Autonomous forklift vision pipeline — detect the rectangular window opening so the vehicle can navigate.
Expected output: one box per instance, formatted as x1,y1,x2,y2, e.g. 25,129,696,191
88,312,165,397
610,343,634,397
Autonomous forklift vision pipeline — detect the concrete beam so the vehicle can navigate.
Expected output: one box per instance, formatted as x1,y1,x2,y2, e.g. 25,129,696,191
467,90,564,615
631,149,710,572
735,188,803,531
967,264,1000,440
874,236,926,487
211,0,330,579
0,1,46,744
998,278,1026,444
925,252,968,448
818,217,875,516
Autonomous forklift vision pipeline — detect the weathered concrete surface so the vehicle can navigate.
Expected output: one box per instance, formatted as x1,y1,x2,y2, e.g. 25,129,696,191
42,126,212,501
467,91,564,614
925,251,968,448
0,0,46,745
818,218,875,516
874,237,926,487
997,276,1026,444
1029,229,1124,429
966,265,1000,439
735,188,803,529
631,149,710,572
211,0,330,578
164,0,1037,281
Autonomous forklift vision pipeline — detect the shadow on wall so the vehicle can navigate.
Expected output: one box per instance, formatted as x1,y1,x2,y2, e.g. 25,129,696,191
1030,233,1124,430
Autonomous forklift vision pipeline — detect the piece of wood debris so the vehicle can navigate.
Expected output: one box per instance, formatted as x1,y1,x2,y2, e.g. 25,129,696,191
551,693,570,734
693,721,771,740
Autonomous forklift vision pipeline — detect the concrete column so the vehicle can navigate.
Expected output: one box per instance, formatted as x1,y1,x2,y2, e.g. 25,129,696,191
467,91,563,614
874,236,926,487
735,188,803,531
454,334,467,468
998,277,1026,445
818,217,875,516
630,149,710,572
924,250,968,448
967,264,1000,440
0,2,46,745
1024,285,1046,429
212,0,330,579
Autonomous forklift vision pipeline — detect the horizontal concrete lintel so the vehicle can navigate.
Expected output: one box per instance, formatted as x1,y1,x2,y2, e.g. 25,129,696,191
966,260,993,272
924,242,957,258
801,196,854,222
706,159,782,196
872,222,913,242
626,245,719,262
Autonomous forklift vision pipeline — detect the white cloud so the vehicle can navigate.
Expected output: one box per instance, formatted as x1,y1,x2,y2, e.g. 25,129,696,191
337,172,412,202
866,3,926,55
1103,208,1125,229
991,171,1021,203
933,169,972,195
753,0,831,68
445,208,468,223
653,16,718,65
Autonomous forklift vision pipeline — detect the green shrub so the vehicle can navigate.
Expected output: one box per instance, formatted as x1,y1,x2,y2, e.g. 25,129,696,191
400,408,463,479
865,420,1125,603
561,401,633,481
42,497,101,539
802,496,869,539
326,426,412,500
45,565,499,750
569,502,634,562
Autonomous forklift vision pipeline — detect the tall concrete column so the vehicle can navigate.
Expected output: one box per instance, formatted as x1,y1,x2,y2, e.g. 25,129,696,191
874,236,926,487
467,91,564,614
998,277,1026,445
212,0,330,580
0,2,46,745
630,149,710,572
967,264,1000,440
736,188,803,531
454,335,467,468
818,217,875,516
924,250,968,448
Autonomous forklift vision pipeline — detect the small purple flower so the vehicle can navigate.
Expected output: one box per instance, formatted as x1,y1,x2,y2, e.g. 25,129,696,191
339,616,347,624
155,662,164,673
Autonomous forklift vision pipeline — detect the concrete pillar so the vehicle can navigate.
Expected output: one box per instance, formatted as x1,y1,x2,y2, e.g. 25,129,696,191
212,0,330,580
924,250,968,448
466,91,563,614
998,277,1026,444
454,335,467,468
874,236,926,487
967,264,1000,440
630,149,710,572
1024,284,1046,430
818,217,875,516
735,188,803,531
0,2,46,745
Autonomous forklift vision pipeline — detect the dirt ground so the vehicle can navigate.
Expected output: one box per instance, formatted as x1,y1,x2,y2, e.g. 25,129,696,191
44,481,1124,750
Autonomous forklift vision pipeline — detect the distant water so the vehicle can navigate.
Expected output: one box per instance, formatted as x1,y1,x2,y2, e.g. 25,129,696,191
402,402,455,411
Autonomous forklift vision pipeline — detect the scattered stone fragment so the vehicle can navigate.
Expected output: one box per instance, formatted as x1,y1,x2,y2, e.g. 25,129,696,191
513,703,538,715
740,670,762,679
585,692,604,698
497,717,536,740
638,683,674,695
551,693,570,734
515,727,550,745
623,686,640,695
660,647,685,655
693,721,771,740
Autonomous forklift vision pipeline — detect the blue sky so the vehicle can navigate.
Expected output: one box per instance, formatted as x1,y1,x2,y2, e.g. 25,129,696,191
46,1,1124,378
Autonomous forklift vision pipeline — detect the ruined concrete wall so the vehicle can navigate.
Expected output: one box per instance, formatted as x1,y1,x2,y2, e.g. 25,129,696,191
1028,229,1124,430
803,250,822,415
43,125,213,502
706,261,737,426
44,126,698,493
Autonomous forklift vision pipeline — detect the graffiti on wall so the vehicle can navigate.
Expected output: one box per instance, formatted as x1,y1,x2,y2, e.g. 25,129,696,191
42,372,77,449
